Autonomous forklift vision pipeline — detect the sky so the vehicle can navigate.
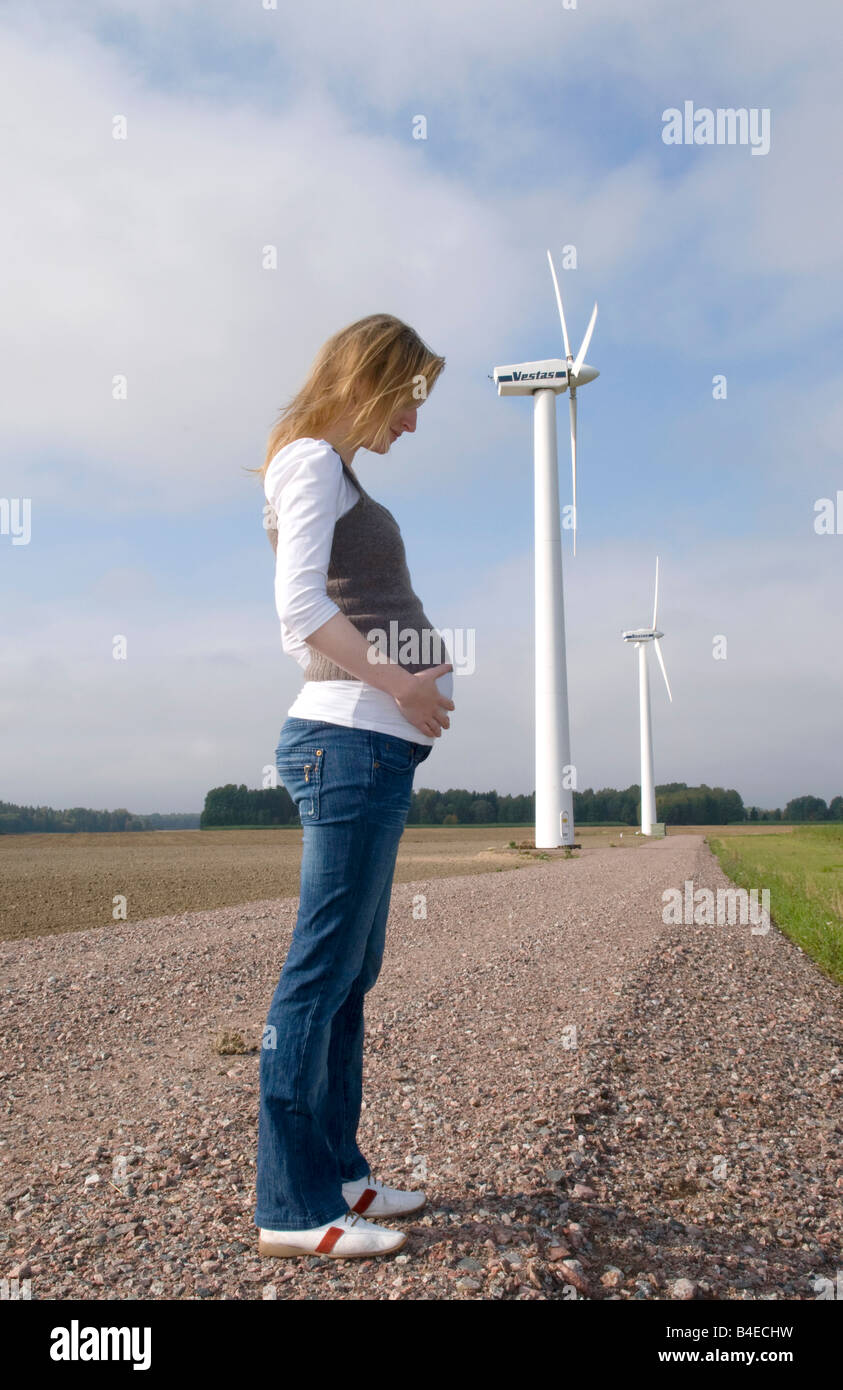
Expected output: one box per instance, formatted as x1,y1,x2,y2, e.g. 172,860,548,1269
1,0,841,814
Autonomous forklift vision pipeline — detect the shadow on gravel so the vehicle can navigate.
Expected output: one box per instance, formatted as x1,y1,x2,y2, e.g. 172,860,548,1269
395,1186,819,1299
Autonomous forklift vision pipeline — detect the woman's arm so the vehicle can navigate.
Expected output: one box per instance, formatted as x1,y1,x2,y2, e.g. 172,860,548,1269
266,441,453,734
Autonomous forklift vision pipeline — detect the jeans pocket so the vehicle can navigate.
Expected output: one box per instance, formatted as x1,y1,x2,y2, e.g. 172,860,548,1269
371,733,415,774
277,746,324,820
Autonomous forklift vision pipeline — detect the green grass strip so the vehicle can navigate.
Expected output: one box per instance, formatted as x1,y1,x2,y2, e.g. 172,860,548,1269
708,826,843,986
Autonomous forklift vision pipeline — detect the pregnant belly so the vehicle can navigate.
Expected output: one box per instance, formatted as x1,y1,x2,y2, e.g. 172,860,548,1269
435,668,455,702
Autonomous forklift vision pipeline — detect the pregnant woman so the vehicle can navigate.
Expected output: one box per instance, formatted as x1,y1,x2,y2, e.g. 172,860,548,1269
252,314,455,1260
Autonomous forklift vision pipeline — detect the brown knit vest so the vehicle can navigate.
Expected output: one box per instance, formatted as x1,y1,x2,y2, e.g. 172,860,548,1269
268,448,450,682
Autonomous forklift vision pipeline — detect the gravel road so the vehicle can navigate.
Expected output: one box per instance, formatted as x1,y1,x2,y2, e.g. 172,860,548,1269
1,834,840,1300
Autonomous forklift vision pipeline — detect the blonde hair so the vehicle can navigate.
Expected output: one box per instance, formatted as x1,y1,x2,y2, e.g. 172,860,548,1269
252,314,445,487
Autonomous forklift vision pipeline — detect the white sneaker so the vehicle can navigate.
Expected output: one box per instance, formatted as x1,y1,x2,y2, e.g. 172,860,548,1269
342,1171,427,1219
258,1208,407,1259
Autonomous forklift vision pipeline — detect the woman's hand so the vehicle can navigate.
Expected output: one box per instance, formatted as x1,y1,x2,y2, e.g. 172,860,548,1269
301,615,455,736
394,663,455,738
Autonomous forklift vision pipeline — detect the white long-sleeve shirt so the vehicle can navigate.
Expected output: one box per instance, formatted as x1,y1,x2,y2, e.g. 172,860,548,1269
264,436,453,746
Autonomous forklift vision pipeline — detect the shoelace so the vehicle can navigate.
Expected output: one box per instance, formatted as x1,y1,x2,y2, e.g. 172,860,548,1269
344,1173,378,1227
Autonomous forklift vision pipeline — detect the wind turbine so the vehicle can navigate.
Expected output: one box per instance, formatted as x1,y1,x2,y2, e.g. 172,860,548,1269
622,557,673,837
492,250,599,848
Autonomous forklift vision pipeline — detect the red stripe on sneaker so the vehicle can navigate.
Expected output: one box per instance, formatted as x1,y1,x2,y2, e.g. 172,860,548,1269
351,1186,377,1214
315,1225,345,1253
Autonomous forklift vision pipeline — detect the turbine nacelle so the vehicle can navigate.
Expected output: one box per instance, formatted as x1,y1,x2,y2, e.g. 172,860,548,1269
623,557,673,704
491,249,598,557
493,358,600,397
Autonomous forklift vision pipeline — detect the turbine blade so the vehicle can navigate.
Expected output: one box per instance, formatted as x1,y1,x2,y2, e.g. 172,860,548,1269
569,391,577,556
546,248,572,361
652,555,660,630
572,301,598,378
654,637,673,703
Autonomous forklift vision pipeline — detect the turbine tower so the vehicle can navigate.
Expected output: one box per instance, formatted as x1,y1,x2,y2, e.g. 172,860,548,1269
492,250,599,848
622,557,673,836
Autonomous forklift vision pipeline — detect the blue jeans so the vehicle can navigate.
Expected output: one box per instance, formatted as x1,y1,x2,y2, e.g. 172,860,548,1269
254,716,433,1231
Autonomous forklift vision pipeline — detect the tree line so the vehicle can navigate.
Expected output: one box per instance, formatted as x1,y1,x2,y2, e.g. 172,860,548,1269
0,801,200,834
199,781,843,829
412,782,751,826
3,785,841,835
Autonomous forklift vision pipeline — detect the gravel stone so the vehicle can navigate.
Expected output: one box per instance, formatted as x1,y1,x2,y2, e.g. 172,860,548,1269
1,835,840,1300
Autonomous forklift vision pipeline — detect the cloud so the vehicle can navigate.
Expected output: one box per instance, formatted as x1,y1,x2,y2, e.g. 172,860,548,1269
1,0,841,816
0,11,555,507
7,525,838,813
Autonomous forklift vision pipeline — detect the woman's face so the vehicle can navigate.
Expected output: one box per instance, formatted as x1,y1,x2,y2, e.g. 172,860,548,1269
370,401,418,454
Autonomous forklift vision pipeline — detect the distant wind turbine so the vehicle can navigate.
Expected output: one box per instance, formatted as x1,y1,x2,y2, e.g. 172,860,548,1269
622,557,673,837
